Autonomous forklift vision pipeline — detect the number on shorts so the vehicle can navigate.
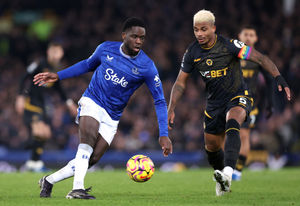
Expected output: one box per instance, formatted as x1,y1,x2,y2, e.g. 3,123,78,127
239,97,247,106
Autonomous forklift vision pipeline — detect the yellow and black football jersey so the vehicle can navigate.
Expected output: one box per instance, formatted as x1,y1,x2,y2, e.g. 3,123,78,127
181,35,251,105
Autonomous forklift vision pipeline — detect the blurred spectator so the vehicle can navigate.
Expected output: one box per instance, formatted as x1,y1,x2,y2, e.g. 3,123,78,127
14,42,77,172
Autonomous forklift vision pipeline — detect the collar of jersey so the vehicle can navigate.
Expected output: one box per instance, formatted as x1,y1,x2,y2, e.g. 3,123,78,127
201,34,218,50
119,43,140,59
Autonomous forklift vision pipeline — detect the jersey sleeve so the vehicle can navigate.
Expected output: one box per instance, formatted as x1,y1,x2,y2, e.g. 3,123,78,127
180,48,194,73
144,62,168,137
227,39,252,60
57,43,105,80
19,61,40,95
86,43,104,69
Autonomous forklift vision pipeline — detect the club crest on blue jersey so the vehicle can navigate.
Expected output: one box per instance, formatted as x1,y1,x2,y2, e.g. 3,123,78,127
132,67,139,75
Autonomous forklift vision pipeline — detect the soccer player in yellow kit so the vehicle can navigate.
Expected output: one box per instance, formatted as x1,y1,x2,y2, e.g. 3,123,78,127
168,10,291,196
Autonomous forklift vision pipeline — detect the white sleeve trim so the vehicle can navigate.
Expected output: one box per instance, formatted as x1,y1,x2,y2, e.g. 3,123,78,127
27,62,38,74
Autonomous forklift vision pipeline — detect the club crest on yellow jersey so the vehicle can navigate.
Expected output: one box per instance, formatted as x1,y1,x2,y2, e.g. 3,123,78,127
206,59,213,66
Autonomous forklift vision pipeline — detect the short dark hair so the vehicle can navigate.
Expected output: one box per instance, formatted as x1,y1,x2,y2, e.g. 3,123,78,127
122,17,145,32
240,25,257,33
48,41,63,49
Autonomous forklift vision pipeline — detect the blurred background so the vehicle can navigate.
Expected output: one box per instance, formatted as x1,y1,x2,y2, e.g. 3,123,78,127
0,0,299,171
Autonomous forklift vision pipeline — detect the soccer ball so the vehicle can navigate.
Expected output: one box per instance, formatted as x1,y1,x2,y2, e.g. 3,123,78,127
126,154,155,182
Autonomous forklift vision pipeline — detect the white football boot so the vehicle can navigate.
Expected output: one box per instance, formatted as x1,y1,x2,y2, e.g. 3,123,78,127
215,181,225,196
214,170,232,196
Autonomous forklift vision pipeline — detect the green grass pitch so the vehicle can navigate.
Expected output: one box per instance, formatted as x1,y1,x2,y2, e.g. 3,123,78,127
0,168,299,206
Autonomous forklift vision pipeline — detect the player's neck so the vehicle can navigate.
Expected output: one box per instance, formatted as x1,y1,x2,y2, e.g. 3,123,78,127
202,34,217,49
121,44,129,55
120,44,139,58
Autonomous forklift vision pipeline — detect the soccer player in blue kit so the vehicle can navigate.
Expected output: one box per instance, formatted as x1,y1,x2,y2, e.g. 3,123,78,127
34,17,173,199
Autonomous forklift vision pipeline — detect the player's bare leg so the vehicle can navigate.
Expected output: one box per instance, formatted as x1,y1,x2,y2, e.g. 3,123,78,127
232,128,250,180
239,128,250,161
89,135,109,167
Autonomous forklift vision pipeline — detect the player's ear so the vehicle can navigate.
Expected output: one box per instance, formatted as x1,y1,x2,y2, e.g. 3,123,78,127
47,47,51,57
253,35,258,44
238,32,242,40
212,25,216,33
122,32,126,41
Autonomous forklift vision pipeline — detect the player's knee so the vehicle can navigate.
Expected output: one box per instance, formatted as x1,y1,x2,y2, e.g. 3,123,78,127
32,121,51,140
80,126,98,145
205,143,221,152
204,134,223,152
79,117,99,145
227,107,246,125
81,126,98,139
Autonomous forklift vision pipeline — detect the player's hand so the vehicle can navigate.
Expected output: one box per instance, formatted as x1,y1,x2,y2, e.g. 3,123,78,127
159,136,173,157
15,95,25,115
66,99,78,117
33,72,59,86
168,110,175,130
275,75,291,101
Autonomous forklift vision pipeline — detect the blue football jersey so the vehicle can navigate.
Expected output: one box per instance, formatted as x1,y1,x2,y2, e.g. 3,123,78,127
58,41,168,137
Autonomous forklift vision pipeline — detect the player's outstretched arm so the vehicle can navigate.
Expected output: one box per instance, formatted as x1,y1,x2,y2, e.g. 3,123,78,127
34,44,102,85
168,70,190,129
33,72,59,86
248,48,291,101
